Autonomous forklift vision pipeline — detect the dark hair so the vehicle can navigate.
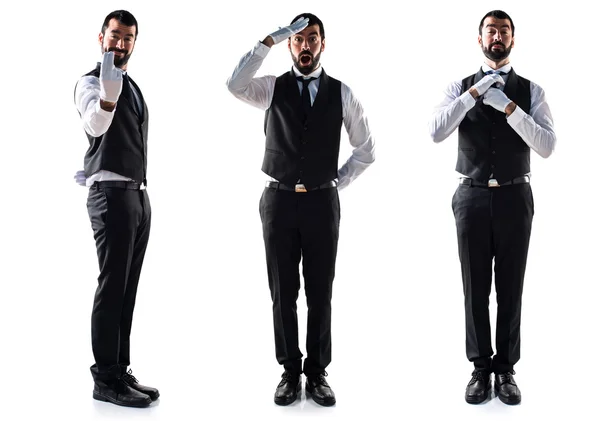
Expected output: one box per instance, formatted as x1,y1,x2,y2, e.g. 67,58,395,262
290,13,325,39
479,10,514,36
101,10,138,39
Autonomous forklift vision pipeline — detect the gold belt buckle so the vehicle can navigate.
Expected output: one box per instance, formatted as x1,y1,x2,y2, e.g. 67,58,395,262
295,184,307,193
488,178,500,187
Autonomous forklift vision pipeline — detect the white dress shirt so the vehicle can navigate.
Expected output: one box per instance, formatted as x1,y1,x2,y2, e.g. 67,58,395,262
226,41,375,190
74,69,135,187
429,63,556,163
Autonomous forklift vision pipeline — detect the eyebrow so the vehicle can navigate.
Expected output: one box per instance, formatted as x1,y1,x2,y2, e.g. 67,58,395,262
110,29,135,37
486,24,510,30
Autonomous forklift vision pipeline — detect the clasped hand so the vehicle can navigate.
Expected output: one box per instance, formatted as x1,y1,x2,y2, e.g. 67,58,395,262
483,88,513,114
472,74,505,97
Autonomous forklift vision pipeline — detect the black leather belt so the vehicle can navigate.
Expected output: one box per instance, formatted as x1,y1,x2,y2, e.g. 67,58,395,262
459,175,530,188
93,181,144,190
266,180,337,192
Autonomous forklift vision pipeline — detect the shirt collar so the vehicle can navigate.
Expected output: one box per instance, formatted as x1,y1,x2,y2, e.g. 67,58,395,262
292,65,323,79
482,63,512,74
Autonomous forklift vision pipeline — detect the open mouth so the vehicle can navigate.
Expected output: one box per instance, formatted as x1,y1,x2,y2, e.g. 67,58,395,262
300,54,312,65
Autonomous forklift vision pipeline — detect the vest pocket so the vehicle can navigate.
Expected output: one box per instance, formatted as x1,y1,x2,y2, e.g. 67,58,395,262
265,148,282,155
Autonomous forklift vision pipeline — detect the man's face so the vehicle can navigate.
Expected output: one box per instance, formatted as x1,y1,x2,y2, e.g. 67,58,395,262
98,18,136,69
479,16,513,62
288,24,325,75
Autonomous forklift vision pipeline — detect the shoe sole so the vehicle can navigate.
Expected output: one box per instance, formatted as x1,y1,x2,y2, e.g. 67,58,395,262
274,389,301,406
306,389,336,407
465,387,491,404
93,392,152,408
494,385,521,405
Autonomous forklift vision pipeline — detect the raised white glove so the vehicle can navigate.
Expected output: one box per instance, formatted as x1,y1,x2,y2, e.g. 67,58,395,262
268,17,310,45
99,52,123,103
483,88,512,113
472,74,505,96
74,170,87,186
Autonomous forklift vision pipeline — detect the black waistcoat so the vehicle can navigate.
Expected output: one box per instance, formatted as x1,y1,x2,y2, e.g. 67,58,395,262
262,69,343,188
458,68,531,183
77,63,149,184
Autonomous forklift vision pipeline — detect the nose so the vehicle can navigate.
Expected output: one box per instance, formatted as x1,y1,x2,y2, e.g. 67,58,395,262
301,39,310,50
116,38,125,49
492,31,502,41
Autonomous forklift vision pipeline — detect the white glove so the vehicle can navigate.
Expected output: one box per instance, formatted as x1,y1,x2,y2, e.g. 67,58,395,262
99,52,123,103
268,17,310,45
74,170,87,186
483,88,513,113
472,74,505,96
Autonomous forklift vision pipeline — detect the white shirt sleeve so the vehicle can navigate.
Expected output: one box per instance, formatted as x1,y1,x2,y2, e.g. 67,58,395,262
506,82,556,158
74,75,116,137
429,79,557,158
429,81,476,143
337,83,376,190
226,41,276,110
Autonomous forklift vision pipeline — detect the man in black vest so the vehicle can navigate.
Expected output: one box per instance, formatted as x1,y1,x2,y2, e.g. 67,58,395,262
430,10,556,405
74,10,159,408
227,13,375,407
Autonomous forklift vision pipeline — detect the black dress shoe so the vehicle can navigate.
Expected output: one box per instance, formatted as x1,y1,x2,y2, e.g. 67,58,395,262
465,370,491,404
93,380,152,408
274,371,301,406
121,369,160,401
305,372,336,407
494,371,521,405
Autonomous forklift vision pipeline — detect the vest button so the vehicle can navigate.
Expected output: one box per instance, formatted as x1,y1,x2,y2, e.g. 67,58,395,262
491,164,495,168
301,156,305,160
492,150,496,154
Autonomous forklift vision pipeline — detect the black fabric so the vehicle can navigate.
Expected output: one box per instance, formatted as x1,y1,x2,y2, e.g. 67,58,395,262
87,186,151,384
262,69,342,188
452,183,534,374
122,73,143,118
77,63,149,184
296,76,318,118
259,187,340,376
457,68,531,184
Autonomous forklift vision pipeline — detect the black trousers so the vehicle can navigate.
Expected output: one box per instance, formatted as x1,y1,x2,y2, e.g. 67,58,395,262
259,187,340,376
452,183,534,374
86,186,151,385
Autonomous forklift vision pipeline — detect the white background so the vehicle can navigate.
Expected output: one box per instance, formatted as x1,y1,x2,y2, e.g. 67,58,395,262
0,0,598,420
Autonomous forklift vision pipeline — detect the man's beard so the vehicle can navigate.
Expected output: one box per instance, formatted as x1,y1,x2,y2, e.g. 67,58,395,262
292,50,322,75
482,42,511,61
106,47,132,68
